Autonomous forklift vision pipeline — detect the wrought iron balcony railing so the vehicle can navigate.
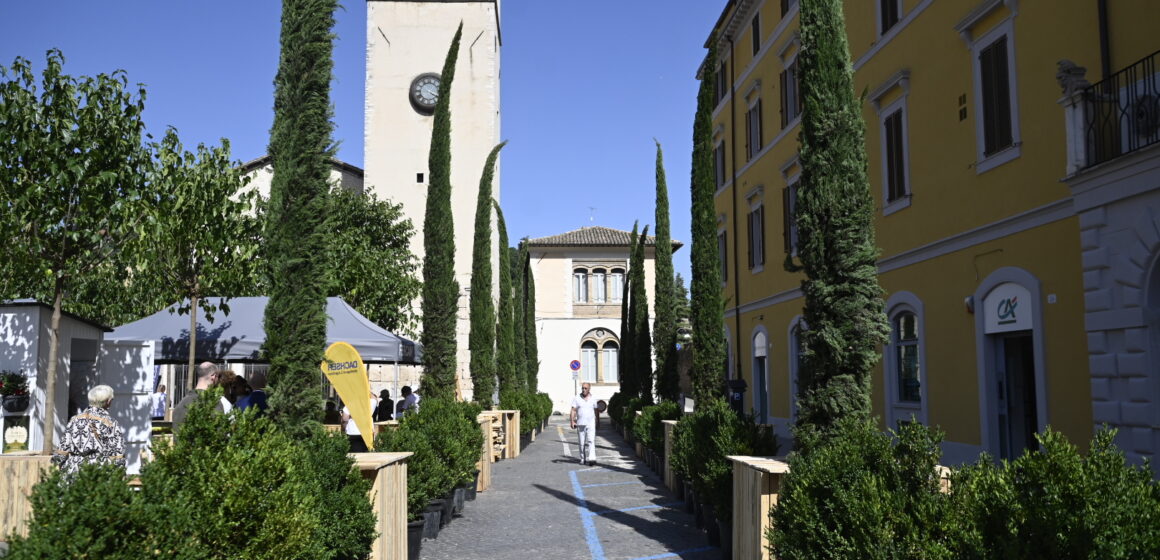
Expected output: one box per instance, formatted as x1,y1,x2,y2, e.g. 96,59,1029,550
1084,49,1160,168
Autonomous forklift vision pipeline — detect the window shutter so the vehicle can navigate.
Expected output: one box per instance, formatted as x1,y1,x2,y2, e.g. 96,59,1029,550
781,0,790,17
757,205,765,266
746,211,754,268
782,187,792,253
779,71,788,128
756,99,764,148
980,37,1013,156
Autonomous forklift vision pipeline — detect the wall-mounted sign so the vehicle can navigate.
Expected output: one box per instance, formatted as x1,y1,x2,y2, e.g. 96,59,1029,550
983,282,1032,334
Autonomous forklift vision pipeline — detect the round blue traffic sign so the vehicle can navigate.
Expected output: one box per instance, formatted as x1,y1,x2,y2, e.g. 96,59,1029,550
569,360,581,371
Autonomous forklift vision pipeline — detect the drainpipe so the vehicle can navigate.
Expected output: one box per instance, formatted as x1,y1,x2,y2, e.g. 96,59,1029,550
728,35,744,385
1097,0,1110,77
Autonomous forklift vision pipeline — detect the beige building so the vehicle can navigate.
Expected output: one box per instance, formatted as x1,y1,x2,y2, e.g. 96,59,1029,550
364,0,502,401
526,226,681,413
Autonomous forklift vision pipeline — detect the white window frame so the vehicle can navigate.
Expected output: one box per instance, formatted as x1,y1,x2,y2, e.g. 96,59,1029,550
884,291,928,428
573,269,588,303
877,0,903,37
778,37,802,130
714,140,727,189
580,341,598,383
592,269,607,304
601,342,619,383
970,18,1021,174
610,269,625,303
879,97,912,215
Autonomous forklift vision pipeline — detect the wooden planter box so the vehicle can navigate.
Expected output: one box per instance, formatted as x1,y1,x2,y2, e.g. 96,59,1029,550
492,410,521,459
728,456,790,560
728,456,955,560
662,420,679,492
353,452,411,560
475,416,492,492
0,452,52,542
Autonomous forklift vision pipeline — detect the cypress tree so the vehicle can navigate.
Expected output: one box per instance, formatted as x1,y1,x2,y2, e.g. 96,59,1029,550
620,223,640,399
511,245,527,391
652,140,679,402
494,201,516,399
263,0,338,433
420,24,463,401
630,225,653,404
790,0,889,435
522,243,540,392
690,41,727,405
469,142,506,406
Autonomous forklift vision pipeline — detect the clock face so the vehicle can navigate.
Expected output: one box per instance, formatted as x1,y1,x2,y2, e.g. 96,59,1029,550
410,73,441,113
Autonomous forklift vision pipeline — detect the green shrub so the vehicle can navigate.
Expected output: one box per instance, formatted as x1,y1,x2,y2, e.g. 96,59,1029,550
618,396,644,439
9,389,375,560
950,427,1160,559
536,392,553,423
676,397,776,524
376,417,444,520
649,401,682,458
607,391,627,427
633,404,659,449
5,463,147,558
769,416,953,560
500,390,538,435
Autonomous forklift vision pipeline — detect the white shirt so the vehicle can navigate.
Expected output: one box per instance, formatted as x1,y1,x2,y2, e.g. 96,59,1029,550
343,397,378,436
571,394,597,426
403,393,420,413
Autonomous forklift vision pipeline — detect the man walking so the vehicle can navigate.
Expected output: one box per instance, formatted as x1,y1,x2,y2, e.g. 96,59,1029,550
171,362,220,430
570,382,599,466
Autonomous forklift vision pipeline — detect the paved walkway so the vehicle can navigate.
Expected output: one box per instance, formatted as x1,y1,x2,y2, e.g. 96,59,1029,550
419,416,719,560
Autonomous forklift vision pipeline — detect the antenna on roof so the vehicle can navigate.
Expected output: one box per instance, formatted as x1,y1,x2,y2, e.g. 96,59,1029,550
588,207,596,223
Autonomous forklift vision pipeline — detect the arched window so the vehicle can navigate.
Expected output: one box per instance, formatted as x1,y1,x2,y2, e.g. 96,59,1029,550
894,311,921,403
610,268,625,303
592,268,607,303
580,341,598,382
573,268,588,303
753,329,769,424
884,291,926,428
601,341,619,383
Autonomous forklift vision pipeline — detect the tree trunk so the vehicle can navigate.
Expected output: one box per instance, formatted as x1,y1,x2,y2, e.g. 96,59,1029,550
187,293,200,374
40,285,64,454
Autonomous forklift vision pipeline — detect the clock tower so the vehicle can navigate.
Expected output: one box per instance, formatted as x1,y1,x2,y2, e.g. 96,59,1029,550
364,0,502,401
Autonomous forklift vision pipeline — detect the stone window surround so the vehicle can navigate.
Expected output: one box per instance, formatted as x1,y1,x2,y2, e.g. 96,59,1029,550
884,291,928,427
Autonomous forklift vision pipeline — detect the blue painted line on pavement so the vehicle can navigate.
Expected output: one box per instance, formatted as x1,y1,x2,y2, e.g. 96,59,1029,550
628,546,716,560
581,480,643,488
592,501,683,516
569,468,607,560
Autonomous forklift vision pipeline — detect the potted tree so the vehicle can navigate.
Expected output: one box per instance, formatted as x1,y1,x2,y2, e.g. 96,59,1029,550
1,370,30,413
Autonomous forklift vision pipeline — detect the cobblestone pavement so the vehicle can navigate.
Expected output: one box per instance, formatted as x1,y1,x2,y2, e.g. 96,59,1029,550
419,415,719,560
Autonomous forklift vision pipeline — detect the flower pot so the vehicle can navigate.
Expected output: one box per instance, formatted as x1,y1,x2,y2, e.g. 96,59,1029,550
439,493,454,527
718,517,733,558
407,519,424,560
683,481,696,514
465,473,479,501
702,503,720,546
2,395,29,414
692,497,703,530
451,486,466,516
423,501,443,539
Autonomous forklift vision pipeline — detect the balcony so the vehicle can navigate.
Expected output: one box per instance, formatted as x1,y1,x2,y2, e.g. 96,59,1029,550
1083,49,1160,169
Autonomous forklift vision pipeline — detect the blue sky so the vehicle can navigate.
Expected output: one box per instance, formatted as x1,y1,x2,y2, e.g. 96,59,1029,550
0,0,726,282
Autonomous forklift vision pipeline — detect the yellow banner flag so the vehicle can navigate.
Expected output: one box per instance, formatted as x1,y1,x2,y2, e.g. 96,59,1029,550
321,342,374,451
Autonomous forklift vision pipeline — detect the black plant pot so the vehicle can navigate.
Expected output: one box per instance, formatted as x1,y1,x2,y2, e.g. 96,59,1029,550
692,497,703,529
2,394,29,413
451,486,466,516
407,519,424,560
423,501,443,539
465,473,479,501
718,518,733,558
683,483,696,514
702,503,720,546
439,494,454,527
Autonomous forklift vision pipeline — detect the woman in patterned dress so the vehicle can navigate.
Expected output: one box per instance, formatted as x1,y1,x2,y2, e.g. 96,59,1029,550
54,385,125,475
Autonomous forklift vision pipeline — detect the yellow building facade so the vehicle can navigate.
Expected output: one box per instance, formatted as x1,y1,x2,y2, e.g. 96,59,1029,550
707,0,1160,466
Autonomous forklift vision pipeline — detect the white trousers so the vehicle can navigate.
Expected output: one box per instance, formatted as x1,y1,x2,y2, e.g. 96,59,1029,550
577,423,596,463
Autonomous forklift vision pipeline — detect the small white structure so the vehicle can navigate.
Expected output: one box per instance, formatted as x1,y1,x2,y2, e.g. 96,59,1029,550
0,300,154,472
525,227,681,413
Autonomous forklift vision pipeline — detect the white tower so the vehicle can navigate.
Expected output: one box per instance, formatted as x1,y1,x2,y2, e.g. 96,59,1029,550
364,0,501,400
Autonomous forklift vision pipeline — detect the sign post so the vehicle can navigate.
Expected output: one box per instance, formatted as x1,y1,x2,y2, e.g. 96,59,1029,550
570,359,581,399
321,342,374,451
